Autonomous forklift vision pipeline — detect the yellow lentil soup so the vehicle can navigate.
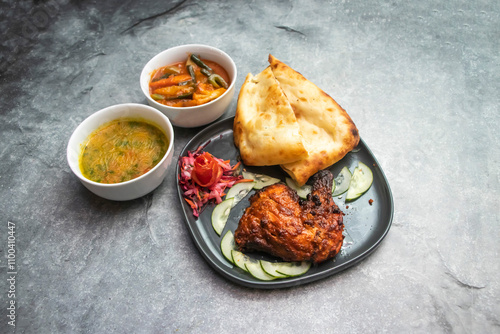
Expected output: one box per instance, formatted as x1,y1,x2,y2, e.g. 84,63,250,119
79,118,169,184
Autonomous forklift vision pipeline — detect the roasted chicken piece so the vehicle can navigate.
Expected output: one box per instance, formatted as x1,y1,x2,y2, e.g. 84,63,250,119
234,170,344,264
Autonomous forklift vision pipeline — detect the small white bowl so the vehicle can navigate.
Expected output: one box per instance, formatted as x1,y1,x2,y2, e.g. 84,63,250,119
67,103,175,201
140,44,237,128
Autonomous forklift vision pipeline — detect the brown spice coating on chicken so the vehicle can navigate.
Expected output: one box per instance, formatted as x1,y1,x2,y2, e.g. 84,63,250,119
234,170,344,264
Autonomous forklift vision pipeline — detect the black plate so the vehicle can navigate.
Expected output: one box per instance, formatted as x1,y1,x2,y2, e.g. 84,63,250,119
176,116,394,289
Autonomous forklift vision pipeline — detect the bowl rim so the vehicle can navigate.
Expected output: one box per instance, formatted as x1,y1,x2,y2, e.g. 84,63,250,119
67,102,175,188
140,44,237,111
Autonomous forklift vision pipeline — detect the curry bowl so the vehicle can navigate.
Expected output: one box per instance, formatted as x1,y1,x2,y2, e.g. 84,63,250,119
140,44,237,128
67,103,175,201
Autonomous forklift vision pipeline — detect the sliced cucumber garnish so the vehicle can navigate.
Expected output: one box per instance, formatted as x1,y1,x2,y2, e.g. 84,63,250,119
221,230,237,264
226,181,256,207
345,162,373,201
231,250,250,272
260,260,291,278
242,171,280,189
211,198,234,236
285,177,312,199
245,259,276,281
226,243,311,280
275,261,312,277
332,166,352,196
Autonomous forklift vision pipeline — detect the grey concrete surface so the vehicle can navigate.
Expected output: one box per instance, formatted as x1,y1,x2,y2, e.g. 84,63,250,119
1,0,499,333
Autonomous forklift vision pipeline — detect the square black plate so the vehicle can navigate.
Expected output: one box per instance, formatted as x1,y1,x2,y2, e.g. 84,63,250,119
176,116,394,289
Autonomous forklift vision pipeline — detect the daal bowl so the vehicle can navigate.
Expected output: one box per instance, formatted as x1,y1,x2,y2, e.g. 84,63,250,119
140,44,237,128
67,103,175,201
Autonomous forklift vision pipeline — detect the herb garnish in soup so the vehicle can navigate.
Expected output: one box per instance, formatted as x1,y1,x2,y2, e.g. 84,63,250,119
149,53,230,107
79,119,169,184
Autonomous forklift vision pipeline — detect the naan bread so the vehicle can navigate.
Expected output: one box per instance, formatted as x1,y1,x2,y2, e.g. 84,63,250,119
269,55,360,186
233,66,308,166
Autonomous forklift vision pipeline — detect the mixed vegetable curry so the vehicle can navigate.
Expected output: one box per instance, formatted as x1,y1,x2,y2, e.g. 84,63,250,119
149,54,230,107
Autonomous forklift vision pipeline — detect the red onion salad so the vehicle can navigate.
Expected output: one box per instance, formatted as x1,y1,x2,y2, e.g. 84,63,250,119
178,145,251,218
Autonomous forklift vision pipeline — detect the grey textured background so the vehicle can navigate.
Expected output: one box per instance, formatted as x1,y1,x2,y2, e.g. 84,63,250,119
1,0,499,333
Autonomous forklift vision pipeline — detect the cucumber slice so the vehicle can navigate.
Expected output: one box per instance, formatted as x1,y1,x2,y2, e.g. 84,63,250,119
245,260,276,281
345,162,373,201
332,166,352,197
275,261,311,277
226,181,256,207
285,177,312,199
260,260,290,278
211,198,234,236
242,171,280,189
241,170,254,180
220,231,237,264
231,250,250,272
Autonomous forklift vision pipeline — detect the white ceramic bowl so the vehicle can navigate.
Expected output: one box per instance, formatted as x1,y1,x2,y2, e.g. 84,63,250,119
140,44,237,128
67,103,175,201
